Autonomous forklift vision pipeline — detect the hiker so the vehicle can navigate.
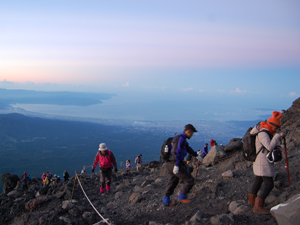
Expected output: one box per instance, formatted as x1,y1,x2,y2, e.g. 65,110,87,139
81,166,86,174
91,143,118,194
200,143,209,157
135,154,142,171
63,170,70,182
210,139,217,147
162,124,201,206
126,159,131,172
248,111,285,214
21,172,30,191
54,174,61,185
41,172,46,180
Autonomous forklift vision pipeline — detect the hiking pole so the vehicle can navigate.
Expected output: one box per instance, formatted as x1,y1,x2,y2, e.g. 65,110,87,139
70,172,78,201
283,137,291,187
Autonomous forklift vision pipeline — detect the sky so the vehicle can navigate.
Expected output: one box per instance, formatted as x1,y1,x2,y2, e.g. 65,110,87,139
0,0,300,121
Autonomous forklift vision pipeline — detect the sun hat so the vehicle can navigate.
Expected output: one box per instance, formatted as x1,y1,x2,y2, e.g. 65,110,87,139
98,143,108,151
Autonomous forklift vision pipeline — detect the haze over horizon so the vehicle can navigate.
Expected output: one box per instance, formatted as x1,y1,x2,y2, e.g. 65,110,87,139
1,1,299,121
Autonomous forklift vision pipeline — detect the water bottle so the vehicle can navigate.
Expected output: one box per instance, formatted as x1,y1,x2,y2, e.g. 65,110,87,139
164,145,169,153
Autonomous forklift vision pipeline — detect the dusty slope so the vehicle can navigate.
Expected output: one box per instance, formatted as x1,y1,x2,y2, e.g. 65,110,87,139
1,98,300,225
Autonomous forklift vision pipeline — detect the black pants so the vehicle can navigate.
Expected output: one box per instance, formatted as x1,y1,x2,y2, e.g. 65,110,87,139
165,161,194,197
251,176,274,199
100,168,112,188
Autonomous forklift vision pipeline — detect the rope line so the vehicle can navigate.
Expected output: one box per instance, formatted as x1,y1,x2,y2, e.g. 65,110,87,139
75,172,110,225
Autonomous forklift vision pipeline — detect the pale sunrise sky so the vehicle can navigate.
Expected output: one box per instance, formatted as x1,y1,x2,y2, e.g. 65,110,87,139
0,0,300,121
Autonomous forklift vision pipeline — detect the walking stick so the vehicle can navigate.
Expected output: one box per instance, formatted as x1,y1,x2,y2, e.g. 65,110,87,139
283,137,291,187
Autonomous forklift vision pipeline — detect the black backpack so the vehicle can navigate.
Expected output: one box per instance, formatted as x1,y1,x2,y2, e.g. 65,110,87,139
160,137,174,162
242,130,270,162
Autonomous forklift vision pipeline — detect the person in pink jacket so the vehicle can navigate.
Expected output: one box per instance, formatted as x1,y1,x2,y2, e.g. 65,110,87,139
248,111,285,214
92,143,117,194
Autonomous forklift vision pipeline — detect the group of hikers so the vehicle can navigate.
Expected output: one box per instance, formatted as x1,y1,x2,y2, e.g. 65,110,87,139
19,111,285,215
90,111,287,215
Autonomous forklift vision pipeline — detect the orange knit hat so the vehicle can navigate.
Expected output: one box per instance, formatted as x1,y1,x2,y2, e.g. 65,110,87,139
260,111,282,134
267,111,282,128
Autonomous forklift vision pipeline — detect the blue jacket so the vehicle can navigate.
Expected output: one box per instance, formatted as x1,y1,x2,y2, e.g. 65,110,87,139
171,133,197,166
202,145,208,157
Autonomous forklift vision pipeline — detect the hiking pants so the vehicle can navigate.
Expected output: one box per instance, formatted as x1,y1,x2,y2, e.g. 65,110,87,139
251,176,274,199
99,168,112,188
165,161,194,197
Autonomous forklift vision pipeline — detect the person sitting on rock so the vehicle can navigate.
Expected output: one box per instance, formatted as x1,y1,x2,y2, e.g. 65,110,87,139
92,143,118,194
248,111,285,214
162,124,202,206
126,159,131,172
210,139,217,147
63,170,70,182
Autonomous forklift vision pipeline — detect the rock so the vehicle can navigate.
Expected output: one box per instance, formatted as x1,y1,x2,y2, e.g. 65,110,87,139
129,193,142,203
134,185,144,192
229,200,246,212
149,222,163,225
68,208,79,217
189,210,204,224
115,191,123,200
141,180,152,187
62,200,77,210
116,184,125,191
222,170,234,178
210,214,234,225
233,205,252,215
155,178,163,183
59,216,72,225
270,194,300,225
224,138,242,152
83,211,97,224
1,173,19,194
277,191,290,203
202,146,227,165
25,196,49,210
265,195,278,206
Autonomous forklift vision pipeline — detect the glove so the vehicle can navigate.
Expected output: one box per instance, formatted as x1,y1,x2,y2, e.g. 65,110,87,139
173,166,179,174
92,168,95,173
115,169,118,173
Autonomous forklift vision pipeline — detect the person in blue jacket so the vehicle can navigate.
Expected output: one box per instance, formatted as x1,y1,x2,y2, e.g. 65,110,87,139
162,124,201,206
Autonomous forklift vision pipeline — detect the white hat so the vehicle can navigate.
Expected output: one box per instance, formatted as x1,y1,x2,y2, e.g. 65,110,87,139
98,143,108,151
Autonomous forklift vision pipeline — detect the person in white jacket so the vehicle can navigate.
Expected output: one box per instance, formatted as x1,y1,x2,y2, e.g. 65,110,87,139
248,111,285,214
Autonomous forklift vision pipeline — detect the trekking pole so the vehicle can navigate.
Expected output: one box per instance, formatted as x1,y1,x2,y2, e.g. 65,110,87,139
70,172,78,201
192,163,201,195
283,137,291,187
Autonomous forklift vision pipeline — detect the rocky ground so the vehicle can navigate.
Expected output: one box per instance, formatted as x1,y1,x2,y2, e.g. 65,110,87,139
1,98,300,225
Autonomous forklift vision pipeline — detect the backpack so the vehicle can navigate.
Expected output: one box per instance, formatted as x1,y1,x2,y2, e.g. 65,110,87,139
134,157,138,164
160,135,183,162
160,137,174,162
242,130,269,162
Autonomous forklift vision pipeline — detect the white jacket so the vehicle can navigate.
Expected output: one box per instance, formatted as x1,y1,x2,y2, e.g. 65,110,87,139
250,126,281,177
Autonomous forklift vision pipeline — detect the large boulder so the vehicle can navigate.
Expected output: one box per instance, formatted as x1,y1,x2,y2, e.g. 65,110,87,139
1,173,19,194
270,194,300,225
202,146,227,165
224,138,242,152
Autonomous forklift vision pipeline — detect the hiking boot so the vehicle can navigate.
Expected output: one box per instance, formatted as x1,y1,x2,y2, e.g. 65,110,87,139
248,194,256,206
100,187,105,194
253,197,270,214
162,196,176,206
106,185,111,192
177,192,191,203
